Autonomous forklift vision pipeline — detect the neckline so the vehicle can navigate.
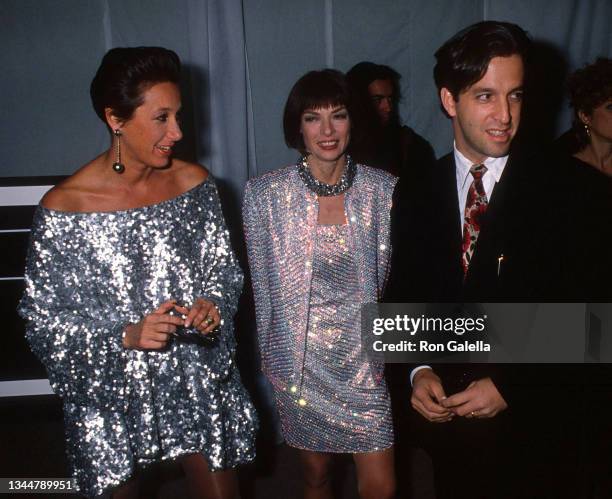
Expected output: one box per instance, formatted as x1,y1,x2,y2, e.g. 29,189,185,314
571,154,612,180
40,178,210,217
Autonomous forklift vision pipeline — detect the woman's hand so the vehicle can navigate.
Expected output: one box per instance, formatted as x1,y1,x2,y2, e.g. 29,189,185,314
184,298,221,335
123,300,185,350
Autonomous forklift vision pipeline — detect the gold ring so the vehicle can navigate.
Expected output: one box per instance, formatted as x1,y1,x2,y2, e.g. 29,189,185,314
470,411,476,417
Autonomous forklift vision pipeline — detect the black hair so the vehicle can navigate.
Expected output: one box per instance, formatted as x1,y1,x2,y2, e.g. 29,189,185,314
283,69,352,153
346,61,402,130
90,46,181,129
346,61,402,103
434,21,531,100
568,57,612,150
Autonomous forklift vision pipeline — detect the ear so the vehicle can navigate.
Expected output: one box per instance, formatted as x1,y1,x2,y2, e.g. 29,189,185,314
577,110,590,125
440,88,457,118
104,107,123,131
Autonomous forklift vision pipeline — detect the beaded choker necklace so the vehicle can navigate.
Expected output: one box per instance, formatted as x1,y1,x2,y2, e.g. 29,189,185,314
297,155,356,197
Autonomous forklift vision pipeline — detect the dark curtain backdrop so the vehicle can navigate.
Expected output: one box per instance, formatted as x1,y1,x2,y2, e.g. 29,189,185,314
2,0,611,186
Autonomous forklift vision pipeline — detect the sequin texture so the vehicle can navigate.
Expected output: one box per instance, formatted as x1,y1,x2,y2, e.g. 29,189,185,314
19,179,257,497
243,163,396,452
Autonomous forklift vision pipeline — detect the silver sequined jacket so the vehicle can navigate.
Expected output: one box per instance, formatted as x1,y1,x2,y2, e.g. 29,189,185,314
243,163,397,392
19,179,256,497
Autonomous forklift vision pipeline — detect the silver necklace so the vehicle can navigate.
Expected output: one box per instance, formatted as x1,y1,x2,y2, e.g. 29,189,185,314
297,155,356,196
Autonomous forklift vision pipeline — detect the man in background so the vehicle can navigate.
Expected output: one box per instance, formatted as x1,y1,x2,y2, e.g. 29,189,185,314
346,61,435,177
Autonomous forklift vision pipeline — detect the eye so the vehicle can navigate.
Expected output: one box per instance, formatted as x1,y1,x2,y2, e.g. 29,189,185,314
155,113,168,122
476,93,491,102
303,115,318,123
509,91,524,102
333,111,348,120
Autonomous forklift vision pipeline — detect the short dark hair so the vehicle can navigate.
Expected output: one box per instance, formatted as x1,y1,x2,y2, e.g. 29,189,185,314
90,47,181,128
434,21,531,100
346,61,402,102
283,69,352,153
568,57,612,150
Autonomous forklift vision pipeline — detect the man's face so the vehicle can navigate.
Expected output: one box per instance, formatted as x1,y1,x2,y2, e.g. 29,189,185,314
441,55,524,164
368,79,395,125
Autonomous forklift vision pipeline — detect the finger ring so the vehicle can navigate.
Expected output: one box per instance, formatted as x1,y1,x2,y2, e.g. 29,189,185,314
204,316,214,326
470,411,476,417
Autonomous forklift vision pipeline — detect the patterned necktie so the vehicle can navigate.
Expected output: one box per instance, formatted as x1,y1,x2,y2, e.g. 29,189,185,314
461,163,488,275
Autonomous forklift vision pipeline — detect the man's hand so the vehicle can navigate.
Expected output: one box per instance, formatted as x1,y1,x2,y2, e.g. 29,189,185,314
440,377,508,418
411,369,454,423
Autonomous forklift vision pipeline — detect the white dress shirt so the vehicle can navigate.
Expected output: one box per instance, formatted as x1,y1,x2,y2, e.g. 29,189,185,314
454,143,508,229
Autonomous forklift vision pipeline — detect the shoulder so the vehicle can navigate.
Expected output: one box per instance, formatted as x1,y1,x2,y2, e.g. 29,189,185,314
40,160,102,211
355,163,397,190
245,164,297,196
435,152,454,168
398,125,420,144
169,160,209,192
399,125,429,146
40,183,76,211
429,153,456,181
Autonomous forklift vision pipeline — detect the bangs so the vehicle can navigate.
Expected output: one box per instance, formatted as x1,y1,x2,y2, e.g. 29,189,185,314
301,95,347,113
296,70,350,113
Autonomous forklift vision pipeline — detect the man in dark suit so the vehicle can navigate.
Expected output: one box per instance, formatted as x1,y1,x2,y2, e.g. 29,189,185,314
386,21,568,499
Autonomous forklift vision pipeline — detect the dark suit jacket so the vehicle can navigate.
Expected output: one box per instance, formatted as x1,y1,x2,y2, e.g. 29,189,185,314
385,150,560,402
386,147,612,498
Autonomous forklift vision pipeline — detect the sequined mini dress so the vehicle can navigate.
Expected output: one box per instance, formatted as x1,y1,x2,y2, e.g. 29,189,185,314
19,179,257,497
275,224,393,452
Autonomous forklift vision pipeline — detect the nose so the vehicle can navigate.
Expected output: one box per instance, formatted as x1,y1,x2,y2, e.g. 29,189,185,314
496,99,511,125
321,116,334,136
380,97,392,114
168,118,183,141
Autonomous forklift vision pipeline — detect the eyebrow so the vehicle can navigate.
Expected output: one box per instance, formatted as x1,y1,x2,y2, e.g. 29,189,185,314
470,86,524,93
155,106,182,112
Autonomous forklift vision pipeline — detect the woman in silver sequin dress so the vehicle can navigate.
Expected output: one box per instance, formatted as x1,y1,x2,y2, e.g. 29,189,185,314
18,47,256,499
243,70,397,499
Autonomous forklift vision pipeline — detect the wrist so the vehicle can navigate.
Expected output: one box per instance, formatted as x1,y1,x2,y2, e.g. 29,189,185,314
122,324,133,349
410,365,433,386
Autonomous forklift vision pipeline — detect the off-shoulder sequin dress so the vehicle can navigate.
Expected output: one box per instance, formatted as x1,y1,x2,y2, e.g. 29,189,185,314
19,179,256,498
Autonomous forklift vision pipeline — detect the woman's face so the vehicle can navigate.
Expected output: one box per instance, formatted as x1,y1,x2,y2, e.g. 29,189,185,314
114,81,183,169
586,99,612,144
300,105,351,167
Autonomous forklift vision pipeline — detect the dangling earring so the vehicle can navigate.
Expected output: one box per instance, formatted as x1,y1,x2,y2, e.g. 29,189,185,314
112,129,125,173
584,122,591,139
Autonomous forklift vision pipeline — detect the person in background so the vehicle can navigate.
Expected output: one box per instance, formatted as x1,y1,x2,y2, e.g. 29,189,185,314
555,57,612,299
243,69,396,499
19,47,256,499
565,58,612,170
346,61,435,177
553,57,612,497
